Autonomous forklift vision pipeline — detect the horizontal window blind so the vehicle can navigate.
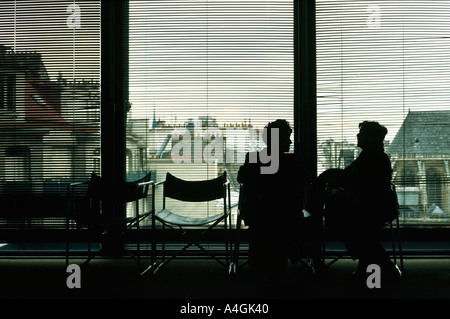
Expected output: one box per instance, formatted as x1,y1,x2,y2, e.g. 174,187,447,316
316,0,450,224
0,1,101,223
128,0,294,219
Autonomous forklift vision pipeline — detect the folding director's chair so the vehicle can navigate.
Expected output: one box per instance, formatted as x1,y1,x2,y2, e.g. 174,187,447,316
141,172,234,276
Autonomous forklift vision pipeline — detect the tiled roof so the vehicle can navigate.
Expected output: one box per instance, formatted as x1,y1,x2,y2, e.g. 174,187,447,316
0,45,48,79
387,110,450,155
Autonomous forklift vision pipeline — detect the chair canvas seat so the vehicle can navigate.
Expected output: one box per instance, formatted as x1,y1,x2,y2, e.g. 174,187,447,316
155,209,225,227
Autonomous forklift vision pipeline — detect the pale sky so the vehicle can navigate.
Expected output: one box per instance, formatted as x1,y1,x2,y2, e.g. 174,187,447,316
1,0,449,145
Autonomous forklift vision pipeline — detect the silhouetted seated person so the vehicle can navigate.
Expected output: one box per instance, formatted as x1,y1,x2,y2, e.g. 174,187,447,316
317,121,401,281
237,119,310,279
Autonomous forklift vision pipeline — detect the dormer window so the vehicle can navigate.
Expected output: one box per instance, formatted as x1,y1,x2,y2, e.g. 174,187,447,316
0,73,15,111
32,94,46,106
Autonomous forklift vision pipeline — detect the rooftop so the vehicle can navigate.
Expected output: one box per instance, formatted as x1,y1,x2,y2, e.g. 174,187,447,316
387,110,450,155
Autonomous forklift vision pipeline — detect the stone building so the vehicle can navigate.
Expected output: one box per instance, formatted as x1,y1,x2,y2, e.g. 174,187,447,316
387,110,450,219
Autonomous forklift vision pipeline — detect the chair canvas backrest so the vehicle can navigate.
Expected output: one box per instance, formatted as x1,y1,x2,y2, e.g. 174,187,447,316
86,172,104,213
87,171,153,204
87,171,104,199
120,171,153,203
164,172,226,202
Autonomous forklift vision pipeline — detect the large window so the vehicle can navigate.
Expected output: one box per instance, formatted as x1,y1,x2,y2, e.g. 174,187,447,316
2,0,449,236
0,1,101,224
128,0,294,219
316,0,450,224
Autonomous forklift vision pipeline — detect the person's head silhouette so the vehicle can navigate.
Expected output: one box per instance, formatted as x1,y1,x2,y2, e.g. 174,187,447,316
357,121,387,150
264,119,292,154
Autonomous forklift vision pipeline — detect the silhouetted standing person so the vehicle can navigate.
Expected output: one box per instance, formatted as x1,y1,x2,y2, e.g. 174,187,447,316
237,119,310,279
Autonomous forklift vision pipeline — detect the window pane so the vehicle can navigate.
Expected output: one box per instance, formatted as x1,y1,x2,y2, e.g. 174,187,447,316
128,1,294,219
0,1,101,224
316,0,450,225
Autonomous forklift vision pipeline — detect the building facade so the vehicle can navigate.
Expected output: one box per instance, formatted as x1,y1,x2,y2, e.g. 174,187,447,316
387,111,450,220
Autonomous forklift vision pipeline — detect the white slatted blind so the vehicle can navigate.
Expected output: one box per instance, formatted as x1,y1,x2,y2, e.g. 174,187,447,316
0,1,100,217
128,1,294,218
316,1,450,223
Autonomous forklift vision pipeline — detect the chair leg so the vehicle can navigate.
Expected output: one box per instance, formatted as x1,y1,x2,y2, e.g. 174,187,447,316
224,213,230,270
151,212,156,266
88,232,92,263
162,223,166,262
390,221,397,265
144,218,233,276
144,240,196,276
234,214,242,273
66,217,70,268
136,204,141,272
396,216,404,272
140,213,159,277
322,219,339,268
